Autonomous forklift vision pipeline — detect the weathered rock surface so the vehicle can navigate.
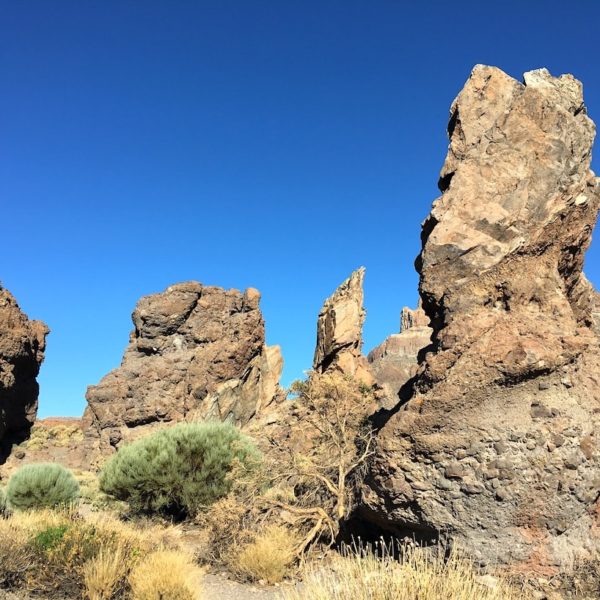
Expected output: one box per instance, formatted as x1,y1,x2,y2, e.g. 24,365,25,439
364,66,600,570
0,285,48,457
313,268,374,384
367,302,431,408
83,282,283,448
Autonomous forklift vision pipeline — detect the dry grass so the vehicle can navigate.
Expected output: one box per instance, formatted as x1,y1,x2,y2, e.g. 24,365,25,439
231,525,299,584
128,549,203,600
25,423,84,451
286,543,530,600
82,545,129,600
0,518,35,587
84,510,186,553
0,507,198,599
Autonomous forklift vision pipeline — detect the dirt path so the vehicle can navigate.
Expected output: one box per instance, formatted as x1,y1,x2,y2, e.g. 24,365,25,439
202,574,286,600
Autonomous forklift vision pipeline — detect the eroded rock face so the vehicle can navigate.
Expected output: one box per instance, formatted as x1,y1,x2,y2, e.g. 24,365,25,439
364,66,600,569
367,302,431,408
313,268,374,384
84,282,283,447
0,285,48,455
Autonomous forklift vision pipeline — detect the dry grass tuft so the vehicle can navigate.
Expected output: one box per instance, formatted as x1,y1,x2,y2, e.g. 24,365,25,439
128,549,202,600
82,545,130,600
231,525,299,584
286,543,530,600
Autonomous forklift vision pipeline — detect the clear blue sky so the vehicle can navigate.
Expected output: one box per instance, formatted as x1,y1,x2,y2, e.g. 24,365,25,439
2,1,600,418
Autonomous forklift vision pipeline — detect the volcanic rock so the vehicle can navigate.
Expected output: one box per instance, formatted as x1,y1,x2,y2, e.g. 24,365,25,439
313,268,374,384
368,302,432,407
363,66,600,569
0,285,48,458
83,282,283,448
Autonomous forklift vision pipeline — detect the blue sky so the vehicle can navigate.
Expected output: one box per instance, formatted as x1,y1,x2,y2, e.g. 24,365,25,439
2,1,600,417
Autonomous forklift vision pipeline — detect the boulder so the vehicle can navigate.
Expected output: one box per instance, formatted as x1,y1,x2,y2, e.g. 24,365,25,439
363,66,600,570
0,285,48,457
83,282,283,447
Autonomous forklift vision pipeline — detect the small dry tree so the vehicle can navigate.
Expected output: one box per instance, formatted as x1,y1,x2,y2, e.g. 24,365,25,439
266,372,377,555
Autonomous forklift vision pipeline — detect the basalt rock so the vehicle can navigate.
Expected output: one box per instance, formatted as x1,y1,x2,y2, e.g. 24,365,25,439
363,66,600,570
83,282,283,448
313,268,374,385
0,285,48,457
368,302,431,408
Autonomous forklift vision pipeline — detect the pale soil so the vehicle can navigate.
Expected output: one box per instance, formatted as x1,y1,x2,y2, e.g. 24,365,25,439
203,573,286,599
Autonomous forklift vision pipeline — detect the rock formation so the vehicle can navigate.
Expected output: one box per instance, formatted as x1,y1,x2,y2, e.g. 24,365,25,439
0,285,48,456
313,268,374,384
84,282,283,448
363,66,600,570
367,302,431,408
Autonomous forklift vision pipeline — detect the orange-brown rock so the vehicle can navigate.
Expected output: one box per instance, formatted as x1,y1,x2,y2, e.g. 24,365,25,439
368,302,431,408
0,285,48,459
313,268,374,385
83,282,283,448
364,66,600,569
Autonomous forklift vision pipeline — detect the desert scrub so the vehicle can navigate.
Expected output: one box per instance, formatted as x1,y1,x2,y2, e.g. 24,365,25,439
231,525,299,584
0,517,34,587
286,542,530,600
0,506,194,598
7,463,80,510
25,423,84,451
100,421,261,518
128,549,202,600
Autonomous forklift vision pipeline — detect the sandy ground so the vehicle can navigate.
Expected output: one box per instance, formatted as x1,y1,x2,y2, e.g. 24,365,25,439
203,573,286,599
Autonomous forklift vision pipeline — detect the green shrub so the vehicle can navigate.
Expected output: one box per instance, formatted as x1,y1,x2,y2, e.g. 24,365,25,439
34,524,69,551
99,422,261,518
6,464,80,511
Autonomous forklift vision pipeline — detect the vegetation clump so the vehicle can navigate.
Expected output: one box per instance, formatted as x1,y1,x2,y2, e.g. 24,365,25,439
128,549,201,600
0,507,199,598
231,524,299,584
6,463,80,511
100,421,261,518
286,542,529,600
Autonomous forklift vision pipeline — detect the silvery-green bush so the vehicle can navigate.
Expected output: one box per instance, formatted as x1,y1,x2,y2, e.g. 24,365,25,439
99,422,260,518
7,464,79,510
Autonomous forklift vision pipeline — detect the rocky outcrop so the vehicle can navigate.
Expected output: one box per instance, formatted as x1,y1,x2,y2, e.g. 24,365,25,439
0,285,48,456
84,282,283,448
367,302,431,408
313,268,374,384
364,66,600,570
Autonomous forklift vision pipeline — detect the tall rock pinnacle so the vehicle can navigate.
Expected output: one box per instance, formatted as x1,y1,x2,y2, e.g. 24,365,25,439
313,267,374,384
364,66,600,570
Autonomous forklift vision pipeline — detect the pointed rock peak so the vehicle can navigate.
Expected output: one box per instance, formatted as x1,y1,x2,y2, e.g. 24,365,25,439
313,267,369,378
400,299,429,332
